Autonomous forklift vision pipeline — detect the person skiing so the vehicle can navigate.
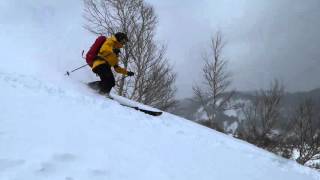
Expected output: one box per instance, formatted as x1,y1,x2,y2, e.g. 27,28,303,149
91,32,134,96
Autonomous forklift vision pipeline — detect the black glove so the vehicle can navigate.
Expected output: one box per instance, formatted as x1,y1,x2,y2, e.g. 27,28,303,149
127,71,134,76
113,48,121,56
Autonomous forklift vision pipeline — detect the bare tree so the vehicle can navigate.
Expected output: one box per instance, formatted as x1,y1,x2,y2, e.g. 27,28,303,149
237,80,284,150
291,99,320,166
193,32,234,131
83,0,177,110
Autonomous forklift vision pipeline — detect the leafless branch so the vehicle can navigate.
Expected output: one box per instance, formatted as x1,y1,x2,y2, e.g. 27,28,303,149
192,32,234,130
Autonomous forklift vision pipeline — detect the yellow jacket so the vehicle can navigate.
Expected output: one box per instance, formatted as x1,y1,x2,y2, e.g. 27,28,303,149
92,35,128,75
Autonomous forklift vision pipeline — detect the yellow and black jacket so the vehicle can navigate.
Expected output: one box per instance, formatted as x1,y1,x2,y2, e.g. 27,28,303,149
92,35,128,75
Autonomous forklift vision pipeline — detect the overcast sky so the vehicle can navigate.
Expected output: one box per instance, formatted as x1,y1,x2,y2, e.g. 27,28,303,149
146,0,320,98
1,0,319,98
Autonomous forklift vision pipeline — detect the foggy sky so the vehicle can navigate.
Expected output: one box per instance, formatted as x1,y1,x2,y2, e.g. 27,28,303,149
147,0,320,98
1,0,319,98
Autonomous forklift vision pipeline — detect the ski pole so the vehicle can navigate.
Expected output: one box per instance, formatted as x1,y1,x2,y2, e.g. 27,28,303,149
65,64,88,76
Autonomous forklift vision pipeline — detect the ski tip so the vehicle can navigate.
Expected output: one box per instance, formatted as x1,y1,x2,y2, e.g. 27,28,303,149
153,111,163,116
143,110,163,116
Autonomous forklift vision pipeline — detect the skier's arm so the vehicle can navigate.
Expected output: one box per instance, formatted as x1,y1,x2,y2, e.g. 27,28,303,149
114,64,128,75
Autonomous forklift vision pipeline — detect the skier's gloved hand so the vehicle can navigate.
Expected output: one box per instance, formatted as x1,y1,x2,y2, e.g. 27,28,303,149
113,48,121,56
127,71,134,76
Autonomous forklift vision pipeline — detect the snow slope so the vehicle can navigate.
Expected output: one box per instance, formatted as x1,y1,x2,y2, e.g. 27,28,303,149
1,72,320,180
0,1,320,179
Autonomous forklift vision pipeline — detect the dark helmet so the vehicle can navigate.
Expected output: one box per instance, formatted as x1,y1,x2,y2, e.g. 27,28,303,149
114,32,128,44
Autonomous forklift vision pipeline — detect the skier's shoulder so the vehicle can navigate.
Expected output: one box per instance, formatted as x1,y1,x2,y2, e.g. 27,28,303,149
105,35,117,44
101,35,117,49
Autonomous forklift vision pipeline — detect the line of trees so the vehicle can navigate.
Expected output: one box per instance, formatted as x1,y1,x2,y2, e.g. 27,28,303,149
236,82,320,169
190,31,320,169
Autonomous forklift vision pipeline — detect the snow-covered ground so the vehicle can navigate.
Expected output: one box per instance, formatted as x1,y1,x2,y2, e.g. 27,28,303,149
1,71,320,180
1,1,320,179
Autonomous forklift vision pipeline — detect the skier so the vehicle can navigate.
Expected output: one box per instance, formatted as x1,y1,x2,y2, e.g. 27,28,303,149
83,32,162,116
90,32,134,97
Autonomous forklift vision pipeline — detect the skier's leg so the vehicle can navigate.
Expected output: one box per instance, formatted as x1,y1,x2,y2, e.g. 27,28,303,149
100,71,115,94
92,63,115,94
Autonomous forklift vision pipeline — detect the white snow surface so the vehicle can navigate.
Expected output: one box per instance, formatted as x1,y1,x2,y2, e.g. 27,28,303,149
0,1,320,177
1,1,320,179
1,72,320,180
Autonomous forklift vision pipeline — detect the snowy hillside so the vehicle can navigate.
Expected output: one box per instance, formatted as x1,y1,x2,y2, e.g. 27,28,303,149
1,72,320,180
0,1,320,179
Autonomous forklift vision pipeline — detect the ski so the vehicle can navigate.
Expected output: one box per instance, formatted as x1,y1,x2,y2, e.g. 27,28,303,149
86,81,162,116
117,103,162,116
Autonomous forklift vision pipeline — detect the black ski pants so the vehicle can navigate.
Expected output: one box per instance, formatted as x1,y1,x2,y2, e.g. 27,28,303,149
92,63,115,94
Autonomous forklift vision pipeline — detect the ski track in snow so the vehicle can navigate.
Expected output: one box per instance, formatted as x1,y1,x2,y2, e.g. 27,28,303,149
0,71,319,180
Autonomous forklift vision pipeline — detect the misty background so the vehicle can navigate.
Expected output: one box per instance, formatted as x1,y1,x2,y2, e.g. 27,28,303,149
148,0,320,98
1,0,319,98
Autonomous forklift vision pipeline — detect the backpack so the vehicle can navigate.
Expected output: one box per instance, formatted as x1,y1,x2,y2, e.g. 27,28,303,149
85,36,106,67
